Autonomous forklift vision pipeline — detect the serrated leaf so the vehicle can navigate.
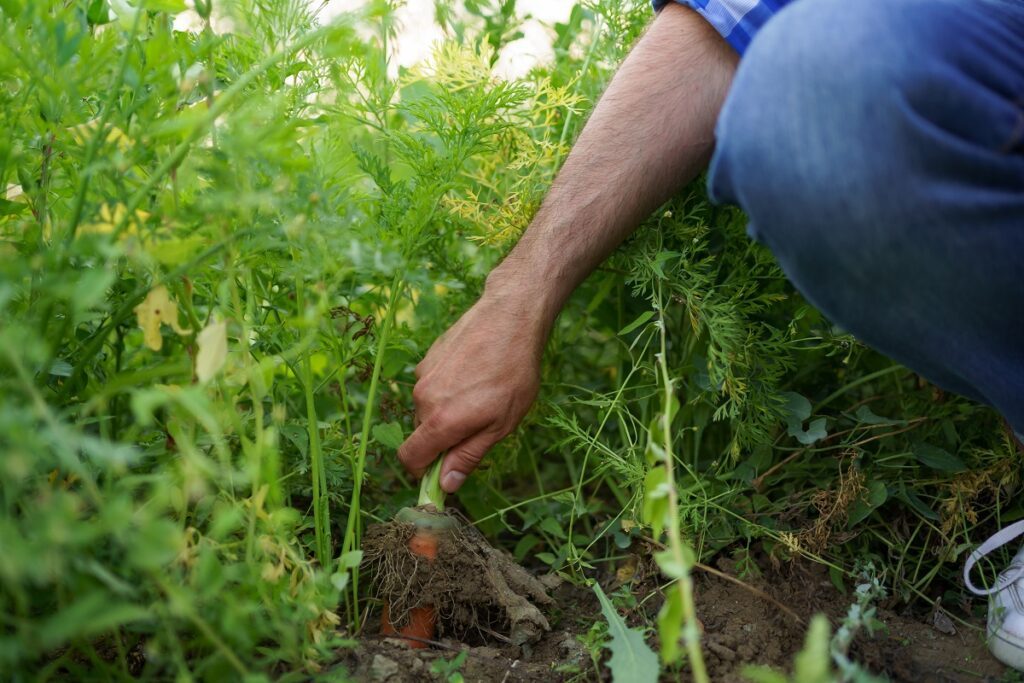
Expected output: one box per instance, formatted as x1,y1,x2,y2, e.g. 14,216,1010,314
913,443,966,473
593,583,659,683
372,421,404,449
618,310,654,336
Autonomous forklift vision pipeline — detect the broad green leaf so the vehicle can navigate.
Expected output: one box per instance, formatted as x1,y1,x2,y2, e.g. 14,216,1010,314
372,421,404,449
618,310,654,336
539,517,565,539
788,417,828,446
781,391,812,423
913,443,967,473
593,583,659,683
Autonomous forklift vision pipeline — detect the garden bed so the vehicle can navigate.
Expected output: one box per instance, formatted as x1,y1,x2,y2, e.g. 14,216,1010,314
345,555,1005,682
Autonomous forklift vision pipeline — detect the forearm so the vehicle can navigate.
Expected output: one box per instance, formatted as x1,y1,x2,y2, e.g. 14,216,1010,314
485,5,738,330
399,6,740,488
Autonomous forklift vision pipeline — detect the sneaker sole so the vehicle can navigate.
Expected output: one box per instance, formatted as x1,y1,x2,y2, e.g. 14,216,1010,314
990,628,1024,671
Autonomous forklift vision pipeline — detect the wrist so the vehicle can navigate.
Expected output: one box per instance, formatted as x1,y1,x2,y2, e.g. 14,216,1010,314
481,265,562,346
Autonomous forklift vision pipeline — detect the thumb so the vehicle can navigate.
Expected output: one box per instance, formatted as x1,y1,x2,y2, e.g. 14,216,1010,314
440,431,497,493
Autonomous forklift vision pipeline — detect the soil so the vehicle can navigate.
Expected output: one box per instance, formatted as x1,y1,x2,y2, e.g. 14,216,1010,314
345,535,1009,683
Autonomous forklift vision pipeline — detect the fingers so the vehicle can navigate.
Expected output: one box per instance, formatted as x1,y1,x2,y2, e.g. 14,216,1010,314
440,431,499,493
397,413,474,478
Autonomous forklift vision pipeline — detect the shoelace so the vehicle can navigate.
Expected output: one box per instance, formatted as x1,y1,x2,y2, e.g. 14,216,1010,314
964,519,1024,596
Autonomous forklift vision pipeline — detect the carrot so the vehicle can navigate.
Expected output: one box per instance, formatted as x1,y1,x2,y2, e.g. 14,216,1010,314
379,504,454,648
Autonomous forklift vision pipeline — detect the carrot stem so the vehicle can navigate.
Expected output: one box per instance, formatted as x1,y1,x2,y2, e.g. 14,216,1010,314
418,454,446,511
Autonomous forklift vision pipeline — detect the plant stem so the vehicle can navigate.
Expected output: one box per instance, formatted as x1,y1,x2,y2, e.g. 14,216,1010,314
342,269,404,624
418,455,446,511
655,283,708,683
296,278,332,572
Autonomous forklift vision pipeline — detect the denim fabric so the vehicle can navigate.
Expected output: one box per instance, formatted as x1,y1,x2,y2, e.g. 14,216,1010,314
710,0,1024,431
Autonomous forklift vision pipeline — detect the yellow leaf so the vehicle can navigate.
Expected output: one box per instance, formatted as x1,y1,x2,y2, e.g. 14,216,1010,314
195,319,228,382
134,285,191,351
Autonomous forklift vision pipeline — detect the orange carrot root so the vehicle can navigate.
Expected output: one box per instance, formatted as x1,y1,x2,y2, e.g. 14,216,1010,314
380,527,441,647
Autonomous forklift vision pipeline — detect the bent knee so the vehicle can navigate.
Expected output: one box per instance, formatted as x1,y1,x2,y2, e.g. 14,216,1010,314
711,0,992,209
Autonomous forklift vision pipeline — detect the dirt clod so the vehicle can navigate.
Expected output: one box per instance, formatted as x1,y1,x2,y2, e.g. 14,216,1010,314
363,509,552,647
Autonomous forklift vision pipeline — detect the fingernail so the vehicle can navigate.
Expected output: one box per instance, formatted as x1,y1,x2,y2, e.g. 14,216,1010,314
442,471,466,493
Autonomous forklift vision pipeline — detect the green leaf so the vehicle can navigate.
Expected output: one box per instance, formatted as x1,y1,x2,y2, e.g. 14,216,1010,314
514,534,539,562
788,417,828,446
657,583,683,664
847,480,888,526
898,487,940,521
86,0,110,24
781,391,812,423
653,547,694,580
0,197,26,216
913,443,967,473
641,466,670,540
372,421,404,449
793,614,832,682
535,552,556,566
854,405,902,426
539,517,565,539
741,667,789,683
618,310,654,336
337,550,363,570
593,583,659,683
144,0,187,12
781,393,828,445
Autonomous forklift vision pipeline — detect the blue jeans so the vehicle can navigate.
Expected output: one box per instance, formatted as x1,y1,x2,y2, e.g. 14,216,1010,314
711,0,1024,432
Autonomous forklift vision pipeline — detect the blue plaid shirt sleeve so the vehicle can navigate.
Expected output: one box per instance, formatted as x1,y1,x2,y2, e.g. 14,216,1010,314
652,0,792,54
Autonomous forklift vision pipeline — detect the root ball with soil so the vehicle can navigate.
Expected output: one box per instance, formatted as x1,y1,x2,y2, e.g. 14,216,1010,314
363,459,552,649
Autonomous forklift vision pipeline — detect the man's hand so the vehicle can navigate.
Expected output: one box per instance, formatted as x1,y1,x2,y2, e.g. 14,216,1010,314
398,4,737,491
397,287,548,493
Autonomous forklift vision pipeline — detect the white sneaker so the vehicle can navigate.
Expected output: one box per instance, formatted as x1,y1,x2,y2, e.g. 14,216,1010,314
964,519,1024,670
